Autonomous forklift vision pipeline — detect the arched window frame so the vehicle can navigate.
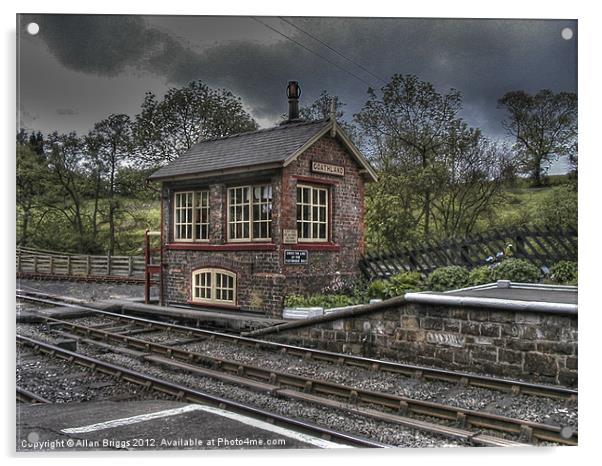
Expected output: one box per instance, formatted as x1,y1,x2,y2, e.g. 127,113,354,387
191,268,237,305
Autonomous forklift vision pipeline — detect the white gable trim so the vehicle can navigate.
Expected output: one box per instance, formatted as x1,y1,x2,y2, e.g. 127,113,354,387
282,120,378,182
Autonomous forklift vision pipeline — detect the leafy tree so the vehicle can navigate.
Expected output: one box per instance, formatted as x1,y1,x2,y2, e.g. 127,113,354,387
16,142,47,246
86,114,133,255
430,134,516,237
132,80,257,166
498,90,577,186
356,74,496,239
44,132,91,252
535,184,578,230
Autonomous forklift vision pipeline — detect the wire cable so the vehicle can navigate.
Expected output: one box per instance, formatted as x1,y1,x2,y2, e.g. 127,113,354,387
278,17,388,85
251,17,375,88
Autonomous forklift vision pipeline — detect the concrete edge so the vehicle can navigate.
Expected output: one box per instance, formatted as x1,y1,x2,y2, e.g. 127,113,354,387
404,293,578,315
242,296,407,337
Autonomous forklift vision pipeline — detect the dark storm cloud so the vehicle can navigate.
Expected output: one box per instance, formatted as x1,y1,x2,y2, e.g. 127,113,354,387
21,15,577,137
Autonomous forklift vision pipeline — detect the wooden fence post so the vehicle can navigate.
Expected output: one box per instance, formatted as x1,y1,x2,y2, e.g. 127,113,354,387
17,249,21,273
67,256,72,276
86,256,91,277
107,254,112,276
49,256,54,275
128,256,133,277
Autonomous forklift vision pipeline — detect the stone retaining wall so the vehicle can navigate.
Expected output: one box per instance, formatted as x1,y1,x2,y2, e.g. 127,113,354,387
264,301,578,387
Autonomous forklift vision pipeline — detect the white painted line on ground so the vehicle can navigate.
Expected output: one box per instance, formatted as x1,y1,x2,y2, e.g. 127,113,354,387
61,404,351,449
61,404,203,434
195,404,351,449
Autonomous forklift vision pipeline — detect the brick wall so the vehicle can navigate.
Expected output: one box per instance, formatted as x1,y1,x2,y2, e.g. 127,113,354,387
262,301,578,386
280,135,365,296
160,132,368,316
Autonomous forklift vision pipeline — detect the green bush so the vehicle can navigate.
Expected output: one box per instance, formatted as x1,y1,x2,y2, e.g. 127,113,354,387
426,266,469,291
468,265,495,286
283,293,307,308
549,261,578,284
367,279,387,300
383,271,424,297
492,258,540,283
535,185,578,230
367,272,424,299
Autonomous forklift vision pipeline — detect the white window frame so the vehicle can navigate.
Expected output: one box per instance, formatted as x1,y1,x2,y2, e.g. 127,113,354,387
173,190,210,242
191,268,237,305
296,184,329,242
227,184,273,242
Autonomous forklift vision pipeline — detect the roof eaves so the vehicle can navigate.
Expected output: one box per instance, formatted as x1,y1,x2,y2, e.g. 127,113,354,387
147,161,283,183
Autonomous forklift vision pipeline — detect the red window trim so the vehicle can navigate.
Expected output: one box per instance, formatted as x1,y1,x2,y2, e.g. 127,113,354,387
288,243,341,252
292,175,339,186
167,242,277,251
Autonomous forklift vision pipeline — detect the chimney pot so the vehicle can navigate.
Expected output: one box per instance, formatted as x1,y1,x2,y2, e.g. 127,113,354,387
286,81,301,122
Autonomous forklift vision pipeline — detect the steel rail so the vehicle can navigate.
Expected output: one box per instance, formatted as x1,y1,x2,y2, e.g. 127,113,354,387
16,386,51,404
16,334,522,448
16,290,578,401
16,335,386,449
40,317,576,446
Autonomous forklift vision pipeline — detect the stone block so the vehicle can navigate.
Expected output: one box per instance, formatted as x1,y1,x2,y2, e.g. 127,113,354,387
499,349,523,365
420,317,444,330
461,321,480,336
524,352,558,377
479,322,501,338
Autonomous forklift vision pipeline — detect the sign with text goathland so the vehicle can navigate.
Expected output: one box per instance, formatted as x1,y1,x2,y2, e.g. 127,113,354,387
311,161,345,177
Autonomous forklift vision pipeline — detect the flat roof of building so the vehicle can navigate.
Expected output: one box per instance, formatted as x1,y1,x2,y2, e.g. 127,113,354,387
405,281,577,314
444,282,577,305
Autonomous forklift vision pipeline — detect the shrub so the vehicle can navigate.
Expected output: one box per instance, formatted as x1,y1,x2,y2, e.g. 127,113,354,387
283,293,307,308
383,271,425,297
367,279,387,300
468,265,495,286
492,258,540,283
426,266,469,291
549,261,578,284
535,185,578,230
283,293,361,309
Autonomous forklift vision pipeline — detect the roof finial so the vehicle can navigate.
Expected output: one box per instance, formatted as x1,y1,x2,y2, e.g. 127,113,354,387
329,98,336,122
329,98,337,137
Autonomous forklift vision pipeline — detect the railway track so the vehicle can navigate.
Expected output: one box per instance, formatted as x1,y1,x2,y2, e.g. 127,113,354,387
16,335,387,449
18,334,525,447
17,290,578,402
18,309,578,446
16,386,50,404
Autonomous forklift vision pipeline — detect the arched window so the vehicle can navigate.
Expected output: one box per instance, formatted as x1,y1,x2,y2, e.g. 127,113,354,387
192,268,236,305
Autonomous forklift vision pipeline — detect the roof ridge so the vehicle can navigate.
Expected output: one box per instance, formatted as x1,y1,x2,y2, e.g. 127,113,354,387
196,118,329,144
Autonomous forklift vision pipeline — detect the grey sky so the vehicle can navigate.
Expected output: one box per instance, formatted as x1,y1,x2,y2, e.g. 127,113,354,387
17,14,577,149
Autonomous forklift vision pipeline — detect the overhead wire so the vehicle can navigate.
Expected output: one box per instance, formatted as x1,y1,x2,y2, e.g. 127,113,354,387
251,17,377,88
277,16,388,85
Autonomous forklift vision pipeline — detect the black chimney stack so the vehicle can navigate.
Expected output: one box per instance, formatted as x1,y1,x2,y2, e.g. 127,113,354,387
286,81,301,122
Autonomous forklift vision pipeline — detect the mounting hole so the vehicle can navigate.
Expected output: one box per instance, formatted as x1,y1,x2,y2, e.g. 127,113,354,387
561,27,574,40
26,22,39,35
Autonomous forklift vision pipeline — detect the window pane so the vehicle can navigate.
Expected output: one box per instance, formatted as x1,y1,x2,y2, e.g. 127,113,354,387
319,189,326,205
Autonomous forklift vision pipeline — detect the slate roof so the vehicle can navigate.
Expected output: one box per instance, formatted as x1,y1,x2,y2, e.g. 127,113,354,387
148,119,332,181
